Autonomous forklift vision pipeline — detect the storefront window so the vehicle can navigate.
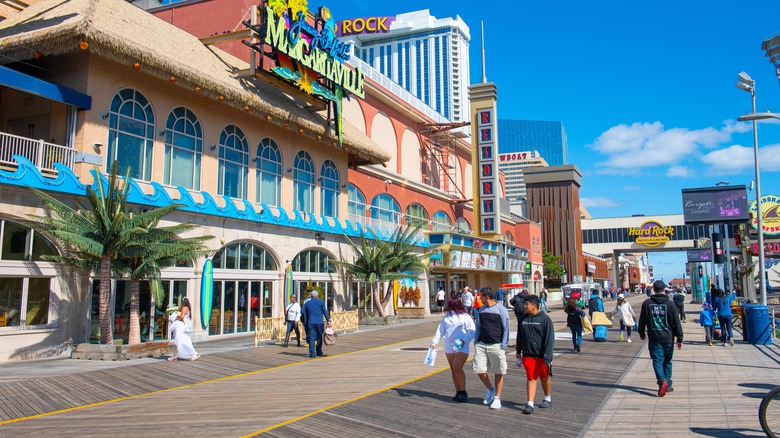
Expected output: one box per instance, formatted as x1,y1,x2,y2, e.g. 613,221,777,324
432,211,452,232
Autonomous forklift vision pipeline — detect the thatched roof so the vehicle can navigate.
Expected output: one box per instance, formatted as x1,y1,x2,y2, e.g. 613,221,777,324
0,0,390,166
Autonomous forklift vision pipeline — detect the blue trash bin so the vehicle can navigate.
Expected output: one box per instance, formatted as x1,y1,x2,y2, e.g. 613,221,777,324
743,304,772,345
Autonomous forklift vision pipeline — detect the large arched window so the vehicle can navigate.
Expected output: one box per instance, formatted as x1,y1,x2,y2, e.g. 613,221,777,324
320,160,339,218
255,138,281,206
432,210,452,232
371,194,400,233
455,217,472,234
218,125,249,199
107,88,154,180
404,203,429,230
292,249,333,273
163,107,202,190
211,242,277,271
0,219,58,327
293,151,314,212
348,184,367,226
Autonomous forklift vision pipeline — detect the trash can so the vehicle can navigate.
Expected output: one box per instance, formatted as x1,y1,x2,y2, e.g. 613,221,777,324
743,304,772,345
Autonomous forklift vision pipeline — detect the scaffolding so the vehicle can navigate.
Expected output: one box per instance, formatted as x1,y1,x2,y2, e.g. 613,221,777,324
419,122,469,199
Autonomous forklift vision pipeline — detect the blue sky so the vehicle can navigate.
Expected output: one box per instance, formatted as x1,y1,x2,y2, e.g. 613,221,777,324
323,0,780,280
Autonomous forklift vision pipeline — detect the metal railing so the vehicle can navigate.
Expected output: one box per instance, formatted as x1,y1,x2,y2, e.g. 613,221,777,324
0,131,74,172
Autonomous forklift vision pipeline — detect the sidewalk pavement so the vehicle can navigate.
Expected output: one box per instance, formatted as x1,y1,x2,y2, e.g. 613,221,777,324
586,300,780,437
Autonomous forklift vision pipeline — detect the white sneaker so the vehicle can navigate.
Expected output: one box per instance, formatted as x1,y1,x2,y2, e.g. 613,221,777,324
483,387,495,405
490,397,502,409
627,338,632,343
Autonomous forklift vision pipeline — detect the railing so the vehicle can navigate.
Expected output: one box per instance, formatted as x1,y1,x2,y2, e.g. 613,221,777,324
254,310,359,347
0,131,74,172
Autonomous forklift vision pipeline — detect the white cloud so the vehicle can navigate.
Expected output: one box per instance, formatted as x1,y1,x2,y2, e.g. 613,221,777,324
624,185,641,191
589,121,740,175
666,166,689,178
581,197,619,208
700,143,780,174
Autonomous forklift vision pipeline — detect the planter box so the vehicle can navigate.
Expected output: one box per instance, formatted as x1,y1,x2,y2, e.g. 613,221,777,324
359,315,402,325
71,340,171,361
397,307,427,319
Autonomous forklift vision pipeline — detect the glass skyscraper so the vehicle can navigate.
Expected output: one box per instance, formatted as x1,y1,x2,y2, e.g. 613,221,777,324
497,120,568,166
339,10,470,123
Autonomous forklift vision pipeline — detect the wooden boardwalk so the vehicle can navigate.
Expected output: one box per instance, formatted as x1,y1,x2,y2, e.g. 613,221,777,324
0,301,650,437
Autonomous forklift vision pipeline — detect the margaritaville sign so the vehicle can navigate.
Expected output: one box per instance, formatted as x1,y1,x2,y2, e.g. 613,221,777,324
264,4,365,99
629,220,674,247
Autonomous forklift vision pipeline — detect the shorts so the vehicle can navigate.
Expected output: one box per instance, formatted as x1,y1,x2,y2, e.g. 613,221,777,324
472,342,507,375
436,299,445,307
522,357,550,380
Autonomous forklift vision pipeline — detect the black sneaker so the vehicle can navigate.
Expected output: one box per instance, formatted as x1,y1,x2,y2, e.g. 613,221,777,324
523,404,535,415
667,386,674,393
456,391,468,403
539,400,552,408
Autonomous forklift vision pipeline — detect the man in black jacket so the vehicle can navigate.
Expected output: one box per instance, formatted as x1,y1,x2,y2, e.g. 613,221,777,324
638,280,684,397
515,295,555,415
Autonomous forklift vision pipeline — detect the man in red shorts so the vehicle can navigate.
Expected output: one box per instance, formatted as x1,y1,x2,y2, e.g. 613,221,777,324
515,295,555,414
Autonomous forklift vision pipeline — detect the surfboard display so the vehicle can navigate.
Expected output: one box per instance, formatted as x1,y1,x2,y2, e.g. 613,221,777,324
200,258,213,330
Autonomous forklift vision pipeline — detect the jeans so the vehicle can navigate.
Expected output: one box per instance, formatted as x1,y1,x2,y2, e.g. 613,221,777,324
719,315,733,343
540,299,549,312
570,326,582,348
619,321,632,337
306,323,324,358
703,325,714,343
285,320,300,345
648,341,674,387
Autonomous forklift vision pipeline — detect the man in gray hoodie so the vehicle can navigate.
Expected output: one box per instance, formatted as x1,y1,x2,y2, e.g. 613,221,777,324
638,280,684,397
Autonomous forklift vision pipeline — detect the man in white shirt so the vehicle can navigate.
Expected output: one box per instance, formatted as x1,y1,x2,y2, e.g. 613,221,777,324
436,288,446,313
462,287,475,317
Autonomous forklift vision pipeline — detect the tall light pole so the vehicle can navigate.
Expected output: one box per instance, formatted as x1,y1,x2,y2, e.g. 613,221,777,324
735,71,767,305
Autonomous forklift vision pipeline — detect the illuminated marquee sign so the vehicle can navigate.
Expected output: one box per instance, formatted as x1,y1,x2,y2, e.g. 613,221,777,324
749,194,780,236
477,108,500,235
628,220,674,247
336,16,395,36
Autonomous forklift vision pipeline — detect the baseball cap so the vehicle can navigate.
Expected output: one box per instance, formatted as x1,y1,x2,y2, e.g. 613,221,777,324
617,293,624,299
652,280,667,292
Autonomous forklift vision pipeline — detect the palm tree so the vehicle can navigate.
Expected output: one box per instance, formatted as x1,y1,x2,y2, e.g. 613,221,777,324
334,224,428,317
119,222,212,345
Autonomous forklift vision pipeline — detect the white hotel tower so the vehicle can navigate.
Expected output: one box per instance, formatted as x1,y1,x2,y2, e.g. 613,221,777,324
338,10,471,123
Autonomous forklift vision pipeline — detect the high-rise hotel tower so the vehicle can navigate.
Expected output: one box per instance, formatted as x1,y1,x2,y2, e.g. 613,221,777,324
338,10,470,123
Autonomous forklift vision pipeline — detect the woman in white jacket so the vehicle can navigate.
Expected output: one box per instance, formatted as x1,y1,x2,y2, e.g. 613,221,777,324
430,297,475,402
613,294,637,343
283,295,301,347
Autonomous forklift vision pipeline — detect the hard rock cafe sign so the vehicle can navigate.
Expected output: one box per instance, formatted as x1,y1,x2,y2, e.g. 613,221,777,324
628,220,674,247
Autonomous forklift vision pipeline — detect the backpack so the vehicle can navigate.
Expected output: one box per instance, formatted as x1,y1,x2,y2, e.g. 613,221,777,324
588,296,603,315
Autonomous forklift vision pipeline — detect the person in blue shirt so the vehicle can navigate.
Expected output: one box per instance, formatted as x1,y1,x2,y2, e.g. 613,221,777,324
699,302,715,346
301,290,330,358
712,288,736,346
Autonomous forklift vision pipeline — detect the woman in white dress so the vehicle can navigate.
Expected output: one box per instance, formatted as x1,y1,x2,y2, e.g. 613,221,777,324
168,311,199,361
430,297,475,403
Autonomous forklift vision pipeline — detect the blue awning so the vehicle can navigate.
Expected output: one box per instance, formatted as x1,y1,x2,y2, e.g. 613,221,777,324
0,65,91,110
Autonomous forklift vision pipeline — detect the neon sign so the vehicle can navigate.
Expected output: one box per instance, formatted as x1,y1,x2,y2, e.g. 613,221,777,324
477,108,500,235
629,220,674,247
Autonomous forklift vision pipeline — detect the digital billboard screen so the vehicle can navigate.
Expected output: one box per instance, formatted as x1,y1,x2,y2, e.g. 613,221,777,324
681,186,749,225
686,248,712,262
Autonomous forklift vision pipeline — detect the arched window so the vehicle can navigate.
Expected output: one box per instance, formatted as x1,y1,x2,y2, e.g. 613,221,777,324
218,125,249,199
404,203,429,230
320,160,339,218
0,219,58,327
432,211,452,232
504,231,514,243
211,242,277,271
163,107,202,190
107,88,154,180
255,138,281,206
455,217,472,234
348,184,367,226
371,194,400,234
293,151,314,212
292,249,333,273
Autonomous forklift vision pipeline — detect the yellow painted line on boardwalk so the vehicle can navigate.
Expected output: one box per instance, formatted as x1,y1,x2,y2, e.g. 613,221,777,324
0,336,429,427
242,365,450,437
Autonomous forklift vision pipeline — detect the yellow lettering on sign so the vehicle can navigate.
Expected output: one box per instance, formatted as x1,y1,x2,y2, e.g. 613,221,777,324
366,17,377,31
342,19,352,34
377,17,388,31
353,18,365,32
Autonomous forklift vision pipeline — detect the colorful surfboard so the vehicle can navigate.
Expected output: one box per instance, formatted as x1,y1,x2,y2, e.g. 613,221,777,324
284,263,293,308
200,258,213,329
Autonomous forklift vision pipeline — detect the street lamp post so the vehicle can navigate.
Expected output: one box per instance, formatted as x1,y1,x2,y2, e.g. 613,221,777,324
735,71,768,305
